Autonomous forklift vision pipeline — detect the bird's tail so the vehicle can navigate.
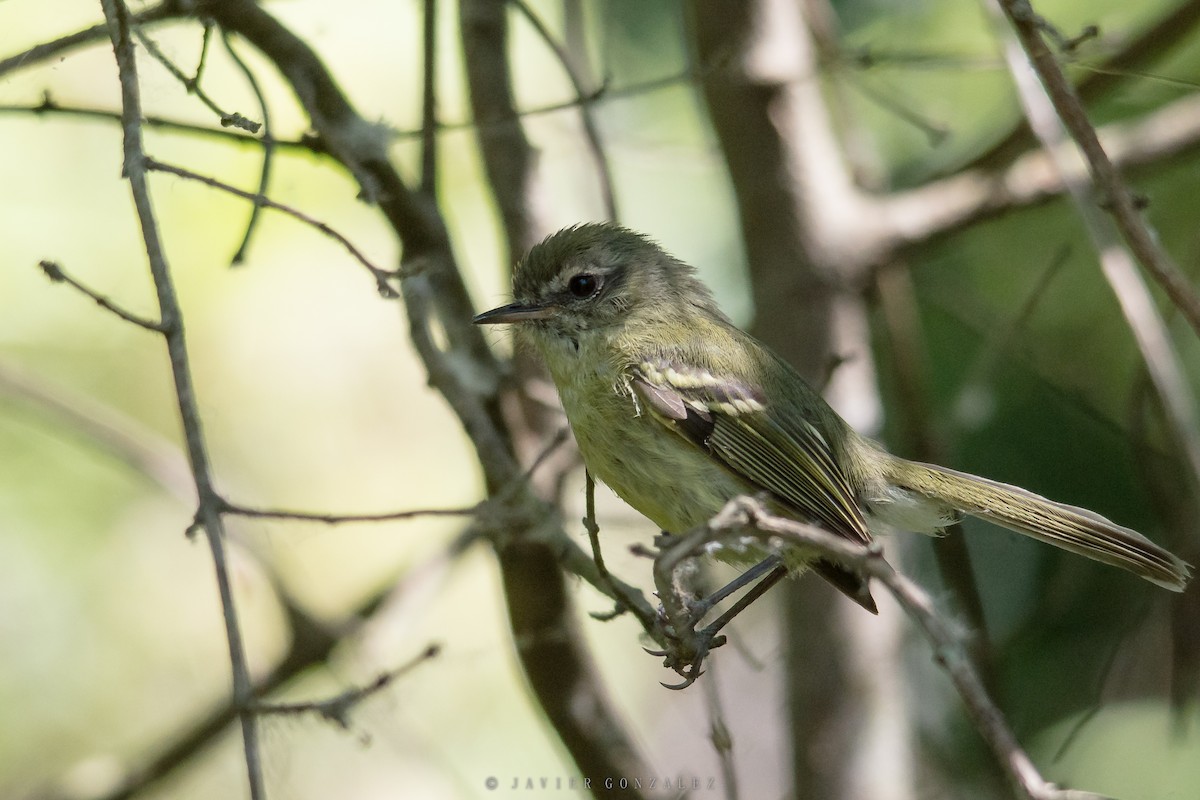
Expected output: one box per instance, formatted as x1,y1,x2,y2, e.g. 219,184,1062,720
879,456,1191,591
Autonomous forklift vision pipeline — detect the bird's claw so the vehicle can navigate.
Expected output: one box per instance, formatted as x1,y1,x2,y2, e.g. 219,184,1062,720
645,558,786,689
644,626,727,689
660,667,704,690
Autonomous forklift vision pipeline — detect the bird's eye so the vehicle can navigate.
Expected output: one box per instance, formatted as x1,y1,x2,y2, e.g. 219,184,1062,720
567,273,600,298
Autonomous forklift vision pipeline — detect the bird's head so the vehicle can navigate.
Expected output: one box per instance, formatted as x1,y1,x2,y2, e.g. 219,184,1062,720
473,223,723,352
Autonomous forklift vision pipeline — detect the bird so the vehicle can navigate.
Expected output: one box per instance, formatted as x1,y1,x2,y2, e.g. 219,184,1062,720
473,223,1190,610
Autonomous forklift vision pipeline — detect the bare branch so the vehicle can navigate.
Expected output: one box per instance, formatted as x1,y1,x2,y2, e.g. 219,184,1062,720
97,1,264,796
0,1,179,78
0,69,681,151
38,259,165,331
221,501,479,525
960,0,1200,173
994,0,1200,337
580,472,660,631
0,95,301,147
222,427,571,528
987,0,1200,517
220,29,275,264
132,22,261,133
508,0,618,220
254,645,440,729
144,157,399,296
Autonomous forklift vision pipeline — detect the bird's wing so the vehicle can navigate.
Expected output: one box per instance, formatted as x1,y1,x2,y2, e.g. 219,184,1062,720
632,358,872,546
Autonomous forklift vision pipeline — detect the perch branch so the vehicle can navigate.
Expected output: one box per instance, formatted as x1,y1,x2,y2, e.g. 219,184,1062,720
657,496,1114,800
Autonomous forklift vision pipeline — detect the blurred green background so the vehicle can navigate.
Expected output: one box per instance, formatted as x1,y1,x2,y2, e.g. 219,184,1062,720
2,0,1199,798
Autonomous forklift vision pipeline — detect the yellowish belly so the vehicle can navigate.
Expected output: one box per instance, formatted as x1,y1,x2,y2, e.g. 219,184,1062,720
557,375,747,534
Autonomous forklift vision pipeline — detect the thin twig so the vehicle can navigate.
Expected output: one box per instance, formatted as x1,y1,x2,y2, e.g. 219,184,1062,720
955,245,1070,404
133,22,261,133
0,79,615,144
995,0,1200,338
78,548,451,800
98,1,265,798
508,0,618,220
845,72,949,146
702,663,739,800
581,472,659,631
581,471,617,619
144,157,399,296
988,0,1200,515
0,1,179,78
254,644,440,728
38,259,165,331
0,96,298,147
222,501,479,525
221,29,275,264
954,0,1200,173
520,426,571,479
193,17,215,85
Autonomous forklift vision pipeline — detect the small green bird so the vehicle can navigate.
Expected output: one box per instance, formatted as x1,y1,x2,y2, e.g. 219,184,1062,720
474,223,1190,609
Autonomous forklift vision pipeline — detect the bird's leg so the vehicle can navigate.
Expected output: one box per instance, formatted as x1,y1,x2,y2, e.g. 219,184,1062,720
647,554,789,689
683,554,784,625
694,561,787,641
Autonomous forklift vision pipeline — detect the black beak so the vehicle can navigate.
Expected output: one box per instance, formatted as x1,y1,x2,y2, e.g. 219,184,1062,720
472,301,555,325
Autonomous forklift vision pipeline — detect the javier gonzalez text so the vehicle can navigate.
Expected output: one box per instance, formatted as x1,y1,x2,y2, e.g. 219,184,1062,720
484,775,718,792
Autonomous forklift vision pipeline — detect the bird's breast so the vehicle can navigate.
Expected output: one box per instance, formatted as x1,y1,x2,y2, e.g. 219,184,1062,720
552,363,744,534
